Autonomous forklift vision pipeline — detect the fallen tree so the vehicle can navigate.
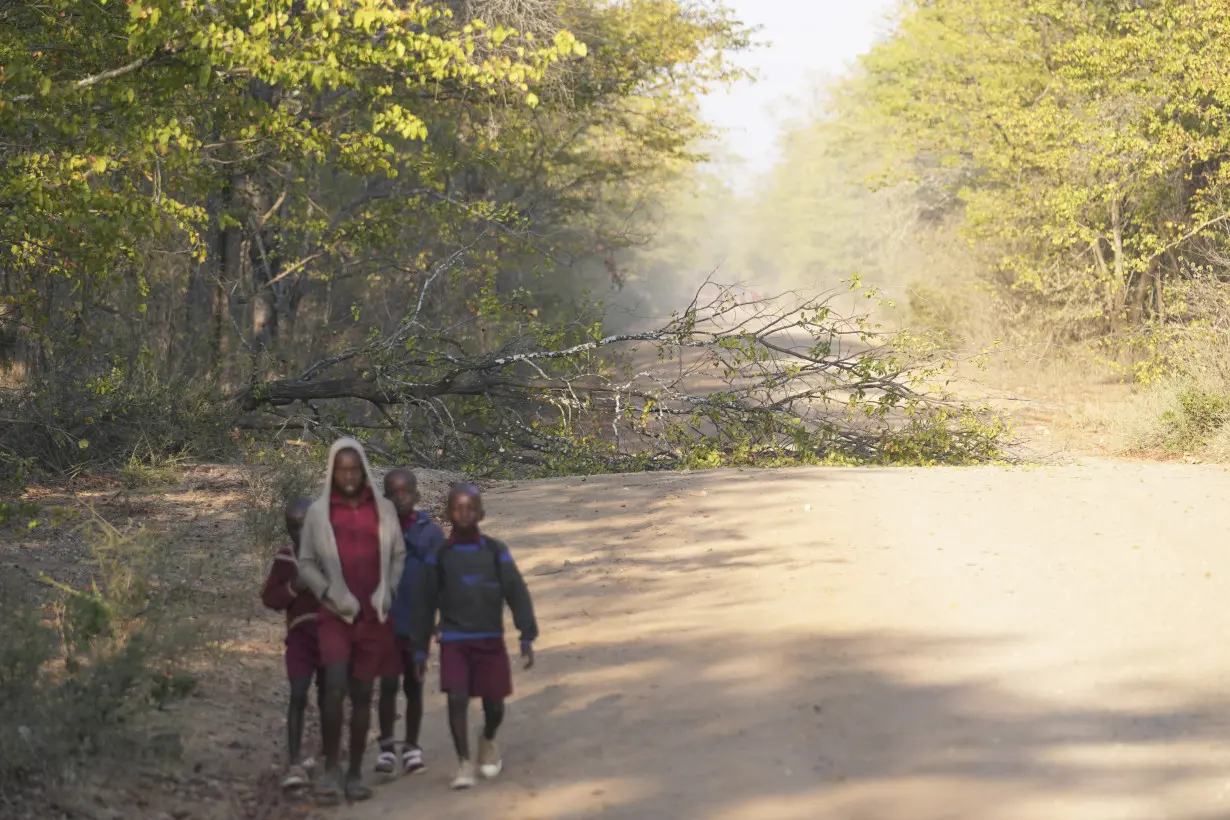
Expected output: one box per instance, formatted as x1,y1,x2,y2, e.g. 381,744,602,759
234,278,1010,474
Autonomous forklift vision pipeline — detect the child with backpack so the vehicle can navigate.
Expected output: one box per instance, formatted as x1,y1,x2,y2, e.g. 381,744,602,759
413,483,538,790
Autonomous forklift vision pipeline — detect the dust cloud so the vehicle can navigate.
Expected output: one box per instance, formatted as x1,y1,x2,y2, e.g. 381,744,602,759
597,102,922,336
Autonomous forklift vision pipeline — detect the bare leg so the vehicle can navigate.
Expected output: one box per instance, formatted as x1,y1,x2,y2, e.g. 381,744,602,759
403,674,424,747
287,676,313,764
320,663,348,774
447,690,470,760
347,678,375,778
315,667,327,719
315,662,349,802
377,675,399,752
481,697,504,741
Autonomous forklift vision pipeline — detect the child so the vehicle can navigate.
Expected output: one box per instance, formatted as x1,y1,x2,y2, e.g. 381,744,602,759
375,468,446,776
413,483,538,790
296,438,405,804
260,497,322,790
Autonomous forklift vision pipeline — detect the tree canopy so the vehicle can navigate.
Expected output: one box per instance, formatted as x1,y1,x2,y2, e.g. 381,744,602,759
1,1,1020,477
845,0,1230,342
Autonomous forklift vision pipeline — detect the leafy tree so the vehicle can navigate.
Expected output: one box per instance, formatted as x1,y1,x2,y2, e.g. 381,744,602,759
849,0,1230,345
0,0,1010,476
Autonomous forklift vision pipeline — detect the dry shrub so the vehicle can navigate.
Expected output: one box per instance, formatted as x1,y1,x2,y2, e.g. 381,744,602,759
1201,422,1230,462
0,365,234,488
242,444,325,558
1106,276,1230,458
0,513,206,792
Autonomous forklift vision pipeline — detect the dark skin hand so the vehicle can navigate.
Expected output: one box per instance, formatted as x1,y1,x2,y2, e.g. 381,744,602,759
332,448,366,501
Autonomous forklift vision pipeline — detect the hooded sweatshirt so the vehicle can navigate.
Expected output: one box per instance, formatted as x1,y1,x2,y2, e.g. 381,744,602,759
296,438,405,624
389,511,446,640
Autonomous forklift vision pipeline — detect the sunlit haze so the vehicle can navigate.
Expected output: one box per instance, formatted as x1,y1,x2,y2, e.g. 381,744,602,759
701,0,897,181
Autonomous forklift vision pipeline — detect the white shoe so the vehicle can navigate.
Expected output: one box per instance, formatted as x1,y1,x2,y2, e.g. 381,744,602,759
451,758,477,790
280,763,309,789
477,737,502,779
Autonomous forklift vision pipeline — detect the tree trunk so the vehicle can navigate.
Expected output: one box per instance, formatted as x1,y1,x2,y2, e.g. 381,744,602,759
1110,197,1127,324
1129,265,1151,325
212,175,245,384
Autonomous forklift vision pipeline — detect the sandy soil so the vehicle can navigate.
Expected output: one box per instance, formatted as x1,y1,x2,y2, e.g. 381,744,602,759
336,461,1230,820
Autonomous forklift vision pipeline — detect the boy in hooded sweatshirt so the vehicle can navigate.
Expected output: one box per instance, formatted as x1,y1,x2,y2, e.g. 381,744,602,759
413,483,538,790
296,439,405,805
374,468,445,776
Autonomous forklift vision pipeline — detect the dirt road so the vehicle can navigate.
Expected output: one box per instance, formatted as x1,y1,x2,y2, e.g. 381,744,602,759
341,461,1230,820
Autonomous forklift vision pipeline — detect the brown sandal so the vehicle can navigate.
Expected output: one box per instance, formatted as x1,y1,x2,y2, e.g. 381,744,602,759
345,773,373,802
313,769,342,806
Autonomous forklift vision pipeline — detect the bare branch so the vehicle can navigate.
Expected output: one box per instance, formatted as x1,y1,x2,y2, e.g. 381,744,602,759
8,54,166,104
246,280,1005,468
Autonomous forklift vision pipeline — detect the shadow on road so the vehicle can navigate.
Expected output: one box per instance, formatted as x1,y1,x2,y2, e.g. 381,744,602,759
341,466,1230,820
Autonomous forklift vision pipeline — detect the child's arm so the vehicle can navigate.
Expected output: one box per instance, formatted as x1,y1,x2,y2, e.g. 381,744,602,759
295,511,331,602
386,513,406,595
412,548,441,666
495,541,538,646
261,552,298,612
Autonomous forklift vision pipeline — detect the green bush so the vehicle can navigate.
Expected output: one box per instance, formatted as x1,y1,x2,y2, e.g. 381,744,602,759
1160,386,1230,452
242,444,324,557
0,364,234,486
0,514,205,790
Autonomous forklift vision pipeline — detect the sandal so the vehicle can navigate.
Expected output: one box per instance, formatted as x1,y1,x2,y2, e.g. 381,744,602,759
313,768,343,806
281,763,309,789
345,773,373,802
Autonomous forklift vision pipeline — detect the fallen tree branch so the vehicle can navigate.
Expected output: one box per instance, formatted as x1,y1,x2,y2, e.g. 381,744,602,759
236,278,1009,470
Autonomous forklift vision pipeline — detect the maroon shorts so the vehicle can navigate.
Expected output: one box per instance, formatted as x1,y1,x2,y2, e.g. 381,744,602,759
378,636,411,679
439,638,512,700
285,625,321,679
317,610,398,683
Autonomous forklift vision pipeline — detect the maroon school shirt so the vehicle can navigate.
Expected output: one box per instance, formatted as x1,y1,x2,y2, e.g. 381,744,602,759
330,486,382,620
260,545,319,632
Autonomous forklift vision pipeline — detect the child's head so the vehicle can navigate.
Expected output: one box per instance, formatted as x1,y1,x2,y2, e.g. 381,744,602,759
383,468,419,518
332,447,366,498
284,497,313,550
447,483,484,532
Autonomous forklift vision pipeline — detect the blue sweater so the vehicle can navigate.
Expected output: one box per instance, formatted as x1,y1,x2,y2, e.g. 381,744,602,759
389,512,446,639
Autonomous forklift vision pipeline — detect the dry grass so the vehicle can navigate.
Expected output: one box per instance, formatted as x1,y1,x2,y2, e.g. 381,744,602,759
900,257,1230,462
0,460,460,820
